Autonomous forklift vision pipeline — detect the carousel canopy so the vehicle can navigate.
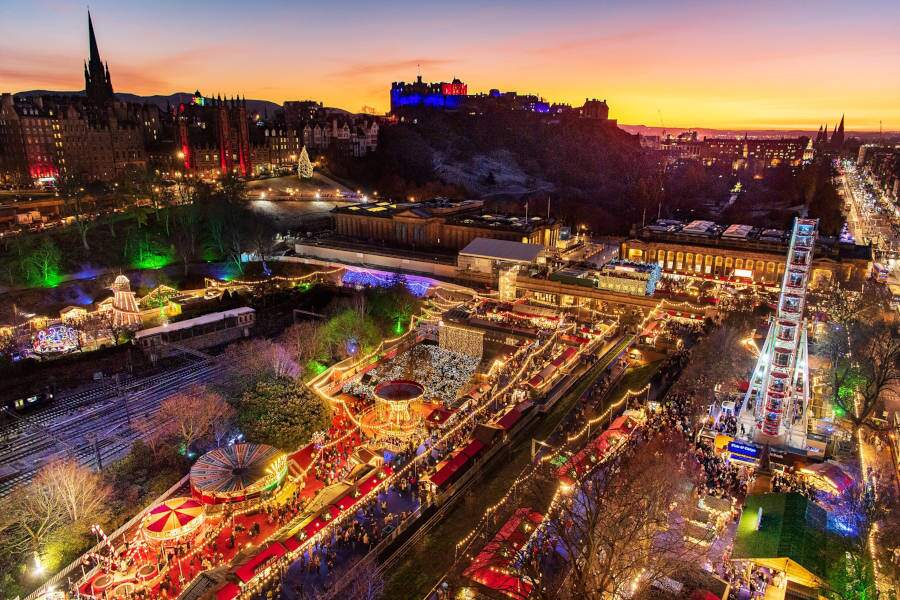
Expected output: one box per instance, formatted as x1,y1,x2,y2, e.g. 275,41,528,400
190,443,286,495
142,497,205,540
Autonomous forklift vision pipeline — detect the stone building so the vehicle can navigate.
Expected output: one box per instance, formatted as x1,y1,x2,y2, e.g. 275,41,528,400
620,220,872,288
332,198,560,251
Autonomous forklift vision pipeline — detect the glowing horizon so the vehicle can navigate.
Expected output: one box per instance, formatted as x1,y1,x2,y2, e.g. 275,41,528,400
2,0,899,131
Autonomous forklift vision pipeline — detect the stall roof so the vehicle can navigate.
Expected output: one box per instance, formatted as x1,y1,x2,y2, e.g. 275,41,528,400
235,542,287,583
429,459,462,488
496,408,523,431
216,582,241,600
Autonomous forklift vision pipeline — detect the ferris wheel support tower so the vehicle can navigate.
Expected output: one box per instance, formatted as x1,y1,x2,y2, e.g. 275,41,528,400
740,218,818,448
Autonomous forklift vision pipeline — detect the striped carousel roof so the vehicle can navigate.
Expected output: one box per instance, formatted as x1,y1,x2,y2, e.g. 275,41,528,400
190,443,285,495
142,497,205,540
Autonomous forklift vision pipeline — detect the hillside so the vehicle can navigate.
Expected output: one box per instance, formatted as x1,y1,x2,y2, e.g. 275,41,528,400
327,109,646,233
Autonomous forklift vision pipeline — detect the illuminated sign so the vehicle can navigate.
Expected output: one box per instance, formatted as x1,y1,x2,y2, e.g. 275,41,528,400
727,440,759,460
734,268,753,279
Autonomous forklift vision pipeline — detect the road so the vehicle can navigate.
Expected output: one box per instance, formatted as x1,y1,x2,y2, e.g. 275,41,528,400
0,359,225,497
840,160,900,267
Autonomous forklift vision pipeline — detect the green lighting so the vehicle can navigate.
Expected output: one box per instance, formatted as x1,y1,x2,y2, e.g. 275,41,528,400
307,360,328,375
38,269,62,288
128,237,174,270
133,252,173,270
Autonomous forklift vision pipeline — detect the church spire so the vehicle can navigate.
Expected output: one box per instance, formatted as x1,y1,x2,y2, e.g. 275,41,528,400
85,10,114,105
88,11,102,66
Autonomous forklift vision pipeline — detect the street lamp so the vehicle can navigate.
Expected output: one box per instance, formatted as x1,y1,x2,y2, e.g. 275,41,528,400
32,551,44,576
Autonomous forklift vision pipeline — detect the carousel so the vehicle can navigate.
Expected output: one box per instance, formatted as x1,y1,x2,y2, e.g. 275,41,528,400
141,496,206,544
363,379,426,447
190,443,288,505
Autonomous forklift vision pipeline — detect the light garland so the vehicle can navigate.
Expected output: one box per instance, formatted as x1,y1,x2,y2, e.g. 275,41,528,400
97,284,598,599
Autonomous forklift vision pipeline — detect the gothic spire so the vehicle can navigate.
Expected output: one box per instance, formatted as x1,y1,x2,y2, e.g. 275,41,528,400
88,11,102,66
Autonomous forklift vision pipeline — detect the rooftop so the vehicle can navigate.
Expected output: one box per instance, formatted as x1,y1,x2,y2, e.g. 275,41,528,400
332,197,483,218
634,219,872,261
459,237,545,263
332,197,555,233
135,306,254,339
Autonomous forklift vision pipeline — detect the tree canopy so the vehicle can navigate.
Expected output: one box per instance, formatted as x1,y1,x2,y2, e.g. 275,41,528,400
236,376,331,451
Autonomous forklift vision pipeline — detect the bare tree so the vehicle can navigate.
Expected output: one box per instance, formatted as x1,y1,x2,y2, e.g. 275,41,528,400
672,323,751,419
0,459,110,556
132,415,176,461
318,557,385,600
279,321,325,366
219,338,301,393
825,319,900,433
37,458,110,524
819,280,889,331
496,433,707,600
59,175,93,251
0,473,61,555
157,386,235,450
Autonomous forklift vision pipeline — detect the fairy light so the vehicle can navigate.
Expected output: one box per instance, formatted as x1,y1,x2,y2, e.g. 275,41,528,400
78,284,625,599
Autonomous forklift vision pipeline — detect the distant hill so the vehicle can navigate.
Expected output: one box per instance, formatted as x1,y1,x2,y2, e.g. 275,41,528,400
15,90,282,115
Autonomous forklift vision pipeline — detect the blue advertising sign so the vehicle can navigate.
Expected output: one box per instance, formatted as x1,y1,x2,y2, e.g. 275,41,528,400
727,440,760,460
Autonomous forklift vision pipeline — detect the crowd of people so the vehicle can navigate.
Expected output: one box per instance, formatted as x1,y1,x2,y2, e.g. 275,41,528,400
720,561,786,600
283,475,420,599
771,470,816,499
714,412,738,436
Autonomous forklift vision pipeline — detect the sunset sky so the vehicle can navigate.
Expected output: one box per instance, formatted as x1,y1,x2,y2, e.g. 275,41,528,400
2,0,899,130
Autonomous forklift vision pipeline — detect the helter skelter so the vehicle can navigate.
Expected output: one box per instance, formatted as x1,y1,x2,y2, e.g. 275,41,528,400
740,218,818,448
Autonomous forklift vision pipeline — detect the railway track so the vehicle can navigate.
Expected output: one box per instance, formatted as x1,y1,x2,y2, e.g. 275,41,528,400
0,360,225,497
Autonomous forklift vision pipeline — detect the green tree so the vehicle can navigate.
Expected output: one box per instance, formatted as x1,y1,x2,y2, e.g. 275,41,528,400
320,309,381,359
825,549,877,600
19,237,62,287
236,376,331,451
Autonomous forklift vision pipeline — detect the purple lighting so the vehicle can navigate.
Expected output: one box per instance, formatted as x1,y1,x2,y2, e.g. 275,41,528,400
341,269,432,297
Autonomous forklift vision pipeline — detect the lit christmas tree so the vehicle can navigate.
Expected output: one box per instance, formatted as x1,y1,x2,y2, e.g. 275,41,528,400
297,146,313,179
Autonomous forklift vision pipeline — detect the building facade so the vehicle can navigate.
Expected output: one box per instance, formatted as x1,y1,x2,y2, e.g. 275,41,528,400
858,144,900,204
177,93,252,177
620,220,872,288
0,12,157,184
332,198,561,251
652,133,810,172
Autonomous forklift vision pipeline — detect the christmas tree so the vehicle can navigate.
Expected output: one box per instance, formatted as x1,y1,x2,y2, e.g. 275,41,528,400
297,146,313,179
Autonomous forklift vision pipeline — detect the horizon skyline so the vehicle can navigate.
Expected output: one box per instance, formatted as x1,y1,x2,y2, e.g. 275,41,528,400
2,0,899,131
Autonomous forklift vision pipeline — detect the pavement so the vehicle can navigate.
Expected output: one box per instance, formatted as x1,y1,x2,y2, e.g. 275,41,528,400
858,429,900,594
279,485,419,599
